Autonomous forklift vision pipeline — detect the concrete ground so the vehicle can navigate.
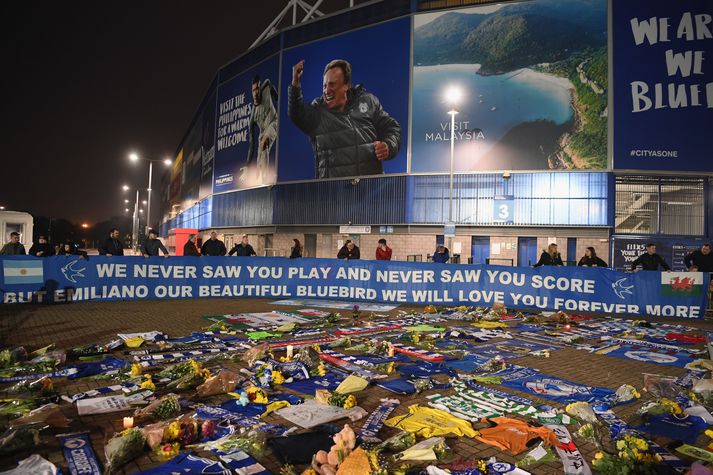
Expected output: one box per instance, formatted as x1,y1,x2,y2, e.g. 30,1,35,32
1,298,711,474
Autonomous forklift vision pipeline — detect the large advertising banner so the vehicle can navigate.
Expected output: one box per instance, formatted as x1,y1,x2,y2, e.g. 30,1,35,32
612,236,707,272
613,0,713,172
213,56,280,193
411,0,608,173
200,90,217,199
1,256,707,318
277,18,410,181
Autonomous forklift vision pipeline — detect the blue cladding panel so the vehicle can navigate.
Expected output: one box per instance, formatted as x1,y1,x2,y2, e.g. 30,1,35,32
212,187,273,227
274,176,407,225
410,172,611,226
160,173,611,229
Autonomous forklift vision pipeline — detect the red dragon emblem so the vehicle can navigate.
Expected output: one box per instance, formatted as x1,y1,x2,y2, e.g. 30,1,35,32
669,276,695,291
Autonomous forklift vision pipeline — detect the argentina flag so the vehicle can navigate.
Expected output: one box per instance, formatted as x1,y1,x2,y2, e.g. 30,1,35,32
3,259,44,284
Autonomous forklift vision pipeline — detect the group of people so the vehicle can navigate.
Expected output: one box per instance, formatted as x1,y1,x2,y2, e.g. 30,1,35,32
0,232,86,257
530,242,713,272
3,229,712,273
336,239,392,261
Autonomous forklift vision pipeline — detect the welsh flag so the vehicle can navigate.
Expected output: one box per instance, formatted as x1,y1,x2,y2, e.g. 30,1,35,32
661,272,703,296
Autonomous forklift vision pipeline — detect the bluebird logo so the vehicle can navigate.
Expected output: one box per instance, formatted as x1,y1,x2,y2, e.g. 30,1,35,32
61,260,86,284
612,278,634,300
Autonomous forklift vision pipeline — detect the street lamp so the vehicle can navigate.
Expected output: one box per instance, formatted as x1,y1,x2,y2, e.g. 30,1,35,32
128,152,172,234
444,86,462,241
122,184,141,252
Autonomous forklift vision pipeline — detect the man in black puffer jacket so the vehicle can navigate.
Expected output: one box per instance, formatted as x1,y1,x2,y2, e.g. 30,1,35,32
288,59,401,178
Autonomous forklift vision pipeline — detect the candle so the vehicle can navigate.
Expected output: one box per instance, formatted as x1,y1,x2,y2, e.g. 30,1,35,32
286,345,294,359
123,417,134,429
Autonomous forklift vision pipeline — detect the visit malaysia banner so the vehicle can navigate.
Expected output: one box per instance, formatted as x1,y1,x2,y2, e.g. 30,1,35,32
1,256,708,318
613,0,713,171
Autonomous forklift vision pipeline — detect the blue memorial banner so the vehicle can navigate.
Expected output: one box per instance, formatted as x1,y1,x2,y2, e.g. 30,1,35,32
613,0,713,171
0,256,707,318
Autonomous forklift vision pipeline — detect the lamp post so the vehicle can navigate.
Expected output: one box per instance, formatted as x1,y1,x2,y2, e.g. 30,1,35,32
129,153,172,234
123,185,140,252
444,86,462,258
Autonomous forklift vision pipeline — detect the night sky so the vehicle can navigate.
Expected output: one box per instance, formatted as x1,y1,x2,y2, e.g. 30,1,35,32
1,1,345,226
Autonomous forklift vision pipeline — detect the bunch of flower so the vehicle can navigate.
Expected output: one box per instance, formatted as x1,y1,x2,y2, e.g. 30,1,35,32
310,362,327,377
424,305,438,314
104,428,147,473
135,394,181,422
327,392,357,409
8,376,54,396
352,305,361,323
566,402,598,424
166,360,212,390
637,398,683,417
478,355,506,373
592,435,663,474
613,384,641,404
130,363,142,378
140,375,156,392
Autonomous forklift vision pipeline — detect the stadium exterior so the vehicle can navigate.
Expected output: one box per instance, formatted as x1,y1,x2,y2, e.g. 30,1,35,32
157,0,713,270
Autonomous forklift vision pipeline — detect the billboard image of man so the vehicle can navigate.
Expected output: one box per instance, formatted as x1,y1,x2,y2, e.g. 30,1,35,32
288,59,401,178
243,75,278,184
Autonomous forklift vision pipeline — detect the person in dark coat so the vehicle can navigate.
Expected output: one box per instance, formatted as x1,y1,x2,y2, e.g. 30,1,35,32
631,243,670,271
229,235,257,256
534,243,563,267
140,230,169,258
432,245,449,263
99,228,124,256
183,234,200,256
684,244,713,272
577,247,607,267
337,241,360,260
0,232,26,255
288,59,401,178
28,235,55,257
200,232,227,256
290,239,303,258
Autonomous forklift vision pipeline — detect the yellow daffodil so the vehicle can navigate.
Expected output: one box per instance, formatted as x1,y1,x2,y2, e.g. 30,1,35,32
272,371,285,385
164,421,181,440
140,376,156,391
130,363,142,377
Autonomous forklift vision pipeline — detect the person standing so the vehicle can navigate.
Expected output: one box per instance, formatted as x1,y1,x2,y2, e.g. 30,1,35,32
534,243,563,267
184,234,200,256
0,232,26,255
200,232,227,256
141,230,169,258
28,235,55,257
229,235,257,256
290,239,303,258
432,245,449,263
684,244,713,272
337,241,360,260
99,228,124,256
376,239,392,261
631,243,670,271
577,247,607,267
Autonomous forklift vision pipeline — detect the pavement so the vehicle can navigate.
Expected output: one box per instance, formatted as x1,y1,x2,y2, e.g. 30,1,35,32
1,298,712,474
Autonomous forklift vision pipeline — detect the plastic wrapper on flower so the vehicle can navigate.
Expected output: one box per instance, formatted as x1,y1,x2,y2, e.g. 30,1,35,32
104,428,146,474
0,424,42,455
613,384,640,404
8,376,54,396
376,431,417,453
0,398,38,418
196,370,241,397
642,373,680,399
517,443,558,467
192,429,267,459
565,401,598,424
243,343,270,367
166,360,211,390
134,394,181,422
143,421,169,449
9,403,70,428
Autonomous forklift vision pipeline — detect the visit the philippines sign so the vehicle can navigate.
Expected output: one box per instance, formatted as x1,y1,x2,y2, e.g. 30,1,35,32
0,256,708,318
